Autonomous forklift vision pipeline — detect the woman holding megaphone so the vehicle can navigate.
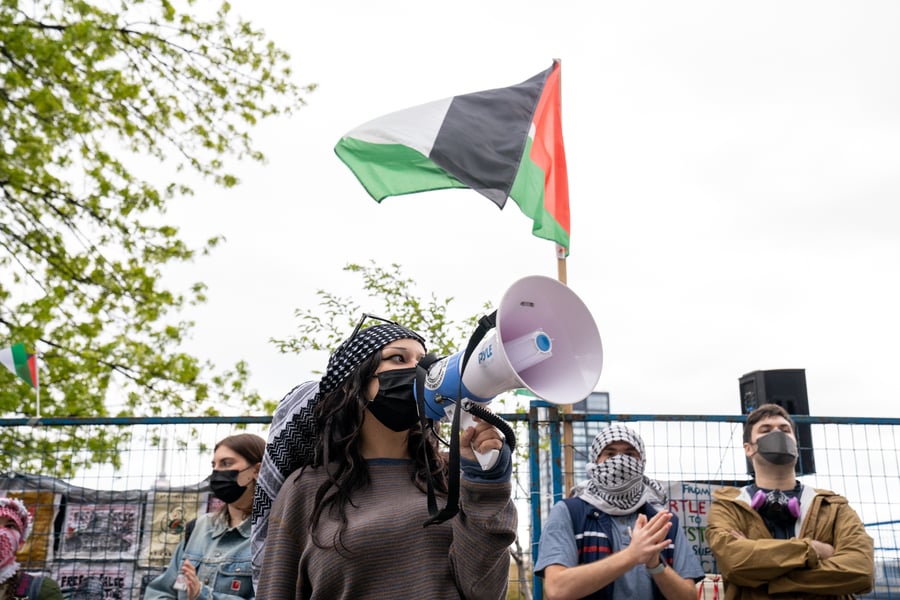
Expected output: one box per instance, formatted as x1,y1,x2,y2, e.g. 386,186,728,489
254,316,517,600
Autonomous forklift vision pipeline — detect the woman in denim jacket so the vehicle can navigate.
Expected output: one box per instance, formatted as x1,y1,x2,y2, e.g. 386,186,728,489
146,433,264,600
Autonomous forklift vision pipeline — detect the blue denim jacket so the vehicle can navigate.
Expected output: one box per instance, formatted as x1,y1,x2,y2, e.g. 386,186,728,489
144,511,254,600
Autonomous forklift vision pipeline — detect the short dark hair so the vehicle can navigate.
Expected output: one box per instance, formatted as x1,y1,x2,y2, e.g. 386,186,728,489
743,403,797,444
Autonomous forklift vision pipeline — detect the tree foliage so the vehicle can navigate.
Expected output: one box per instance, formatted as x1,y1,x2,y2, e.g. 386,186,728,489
272,262,487,363
273,262,533,418
0,0,312,475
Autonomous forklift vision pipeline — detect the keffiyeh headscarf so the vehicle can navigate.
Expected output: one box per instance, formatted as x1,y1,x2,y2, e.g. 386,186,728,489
576,424,668,516
319,323,425,396
251,322,425,581
0,497,31,583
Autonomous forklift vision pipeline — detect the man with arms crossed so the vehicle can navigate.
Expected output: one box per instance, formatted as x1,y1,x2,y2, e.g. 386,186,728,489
707,403,874,599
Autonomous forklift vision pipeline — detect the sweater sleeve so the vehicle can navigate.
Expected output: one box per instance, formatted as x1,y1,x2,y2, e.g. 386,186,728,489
449,477,517,600
256,471,305,600
766,502,875,595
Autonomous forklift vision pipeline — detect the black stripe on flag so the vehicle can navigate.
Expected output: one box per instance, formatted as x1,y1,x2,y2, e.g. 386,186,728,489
429,66,552,208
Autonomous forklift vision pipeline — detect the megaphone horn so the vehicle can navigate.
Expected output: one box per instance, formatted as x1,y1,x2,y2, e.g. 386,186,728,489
421,275,603,419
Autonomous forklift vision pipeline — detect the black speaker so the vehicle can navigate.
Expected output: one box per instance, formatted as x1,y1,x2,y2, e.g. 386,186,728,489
739,369,815,475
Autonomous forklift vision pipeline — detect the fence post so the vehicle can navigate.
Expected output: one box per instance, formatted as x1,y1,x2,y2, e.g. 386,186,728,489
529,401,544,600
549,405,563,503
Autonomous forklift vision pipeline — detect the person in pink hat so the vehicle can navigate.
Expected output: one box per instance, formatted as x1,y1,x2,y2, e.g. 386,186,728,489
0,497,62,600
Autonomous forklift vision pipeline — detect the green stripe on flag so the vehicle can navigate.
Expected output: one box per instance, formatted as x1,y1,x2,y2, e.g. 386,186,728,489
11,343,35,388
1,343,36,388
335,138,468,202
509,138,570,249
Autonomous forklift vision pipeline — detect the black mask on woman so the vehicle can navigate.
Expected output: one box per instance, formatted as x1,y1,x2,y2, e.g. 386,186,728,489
368,367,420,432
209,466,253,504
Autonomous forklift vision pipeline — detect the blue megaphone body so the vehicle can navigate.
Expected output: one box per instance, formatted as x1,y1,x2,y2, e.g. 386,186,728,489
420,329,555,420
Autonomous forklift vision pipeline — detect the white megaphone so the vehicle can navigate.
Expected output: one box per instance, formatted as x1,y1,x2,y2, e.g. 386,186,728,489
420,275,603,469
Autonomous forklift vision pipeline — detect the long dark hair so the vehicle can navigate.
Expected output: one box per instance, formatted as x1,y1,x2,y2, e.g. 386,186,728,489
306,347,448,552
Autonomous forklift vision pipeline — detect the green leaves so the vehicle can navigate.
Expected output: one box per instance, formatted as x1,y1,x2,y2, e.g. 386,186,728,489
0,0,311,476
273,261,487,368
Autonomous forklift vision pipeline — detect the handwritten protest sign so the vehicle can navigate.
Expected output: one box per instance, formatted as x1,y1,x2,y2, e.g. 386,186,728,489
665,480,724,574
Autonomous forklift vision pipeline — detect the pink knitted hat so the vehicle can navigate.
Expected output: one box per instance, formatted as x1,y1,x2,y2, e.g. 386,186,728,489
0,497,32,540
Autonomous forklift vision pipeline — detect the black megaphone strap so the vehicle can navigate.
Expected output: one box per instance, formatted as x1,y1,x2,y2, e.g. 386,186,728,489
420,311,500,526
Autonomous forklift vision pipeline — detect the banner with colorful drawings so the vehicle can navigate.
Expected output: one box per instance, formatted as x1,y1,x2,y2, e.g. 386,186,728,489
138,490,208,568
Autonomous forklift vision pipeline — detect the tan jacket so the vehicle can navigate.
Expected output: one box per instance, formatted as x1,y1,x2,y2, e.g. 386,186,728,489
707,485,874,599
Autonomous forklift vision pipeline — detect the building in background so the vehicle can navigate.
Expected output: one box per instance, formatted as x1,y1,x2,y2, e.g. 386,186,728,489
570,391,611,482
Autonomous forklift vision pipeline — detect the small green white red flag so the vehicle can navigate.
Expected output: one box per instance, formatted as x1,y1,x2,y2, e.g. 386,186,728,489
335,60,571,253
0,343,37,388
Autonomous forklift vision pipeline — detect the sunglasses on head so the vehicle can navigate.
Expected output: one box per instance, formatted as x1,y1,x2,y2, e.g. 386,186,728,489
348,313,399,341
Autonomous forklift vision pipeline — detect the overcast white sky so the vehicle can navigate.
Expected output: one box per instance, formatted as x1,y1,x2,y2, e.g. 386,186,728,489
163,1,900,418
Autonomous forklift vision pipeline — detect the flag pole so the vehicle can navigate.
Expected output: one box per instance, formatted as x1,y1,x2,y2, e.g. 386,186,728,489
556,245,567,285
556,244,575,495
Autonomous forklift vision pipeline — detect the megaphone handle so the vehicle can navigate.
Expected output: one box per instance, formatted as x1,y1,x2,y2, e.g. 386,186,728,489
458,408,501,471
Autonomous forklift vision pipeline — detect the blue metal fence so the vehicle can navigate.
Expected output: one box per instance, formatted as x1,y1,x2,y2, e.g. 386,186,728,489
527,410,900,600
1,411,898,599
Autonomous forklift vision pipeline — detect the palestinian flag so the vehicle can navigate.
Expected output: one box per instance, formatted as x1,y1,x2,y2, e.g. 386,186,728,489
0,343,37,388
335,60,570,252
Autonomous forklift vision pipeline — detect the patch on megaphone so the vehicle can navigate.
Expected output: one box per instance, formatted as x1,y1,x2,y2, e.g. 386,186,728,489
422,352,490,421
424,356,450,391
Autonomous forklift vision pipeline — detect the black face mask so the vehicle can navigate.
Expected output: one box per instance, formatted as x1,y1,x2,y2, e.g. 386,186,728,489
209,466,253,504
368,367,420,432
754,430,798,465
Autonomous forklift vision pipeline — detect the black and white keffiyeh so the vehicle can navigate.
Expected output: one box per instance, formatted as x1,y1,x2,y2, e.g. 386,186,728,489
575,423,668,516
318,323,425,397
250,323,425,581
250,379,318,580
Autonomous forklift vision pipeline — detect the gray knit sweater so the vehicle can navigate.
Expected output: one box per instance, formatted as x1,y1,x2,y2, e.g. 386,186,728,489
256,458,517,600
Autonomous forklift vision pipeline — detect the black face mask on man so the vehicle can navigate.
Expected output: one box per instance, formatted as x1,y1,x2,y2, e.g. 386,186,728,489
368,367,420,432
209,466,254,504
754,430,799,465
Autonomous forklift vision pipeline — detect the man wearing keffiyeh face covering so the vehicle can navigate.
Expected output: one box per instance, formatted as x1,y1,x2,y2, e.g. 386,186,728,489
535,424,704,600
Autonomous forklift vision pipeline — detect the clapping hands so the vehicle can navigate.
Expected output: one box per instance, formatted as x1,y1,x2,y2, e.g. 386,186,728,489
628,511,674,567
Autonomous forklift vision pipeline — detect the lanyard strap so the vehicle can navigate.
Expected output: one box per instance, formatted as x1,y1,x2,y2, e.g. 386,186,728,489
418,311,498,526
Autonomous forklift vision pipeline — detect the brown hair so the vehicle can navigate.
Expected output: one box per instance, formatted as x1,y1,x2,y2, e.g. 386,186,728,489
215,433,265,465
743,403,797,443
